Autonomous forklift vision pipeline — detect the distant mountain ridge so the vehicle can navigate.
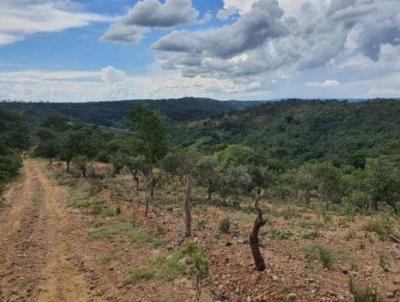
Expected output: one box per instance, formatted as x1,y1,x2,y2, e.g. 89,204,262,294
0,97,265,127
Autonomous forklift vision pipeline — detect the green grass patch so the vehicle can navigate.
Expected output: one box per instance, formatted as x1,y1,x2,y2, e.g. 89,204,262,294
362,217,394,241
68,186,108,215
301,229,320,239
303,245,348,269
20,277,36,289
32,186,43,204
125,242,209,285
88,221,164,248
273,228,293,240
98,252,119,265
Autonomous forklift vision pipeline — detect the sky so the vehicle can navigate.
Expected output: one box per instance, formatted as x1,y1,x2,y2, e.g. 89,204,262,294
0,0,399,102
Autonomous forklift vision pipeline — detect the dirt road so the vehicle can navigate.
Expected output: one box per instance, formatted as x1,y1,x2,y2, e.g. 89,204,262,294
0,160,117,302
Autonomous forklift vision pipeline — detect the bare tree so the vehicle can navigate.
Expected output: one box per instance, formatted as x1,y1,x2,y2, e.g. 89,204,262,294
249,190,267,271
184,174,193,237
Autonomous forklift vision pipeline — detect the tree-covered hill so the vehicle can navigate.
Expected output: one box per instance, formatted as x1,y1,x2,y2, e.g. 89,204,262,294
0,98,263,127
0,109,29,192
174,99,400,170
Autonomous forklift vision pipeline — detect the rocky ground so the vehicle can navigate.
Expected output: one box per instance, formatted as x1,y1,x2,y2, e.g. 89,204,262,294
0,159,399,302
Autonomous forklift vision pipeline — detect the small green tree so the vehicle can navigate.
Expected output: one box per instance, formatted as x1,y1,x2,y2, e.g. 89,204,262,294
111,152,127,176
163,150,199,237
72,155,89,177
217,144,254,168
218,165,251,200
311,161,343,205
195,155,219,200
366,156,400,214
126,155,148,192
247,165,274,195
57,126,100,173
129,107,169,216
181,243,209,302
35,127,58,165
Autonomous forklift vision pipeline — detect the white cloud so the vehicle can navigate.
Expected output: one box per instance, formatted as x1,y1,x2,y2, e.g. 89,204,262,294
0,0,111,45
306,80,341,87
368,87,400,98
0,67,265,102
153,0,400,84
101,0,198,44
101,66,126,84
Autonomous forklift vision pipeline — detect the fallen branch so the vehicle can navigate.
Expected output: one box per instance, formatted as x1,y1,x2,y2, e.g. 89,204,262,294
389,234,400,244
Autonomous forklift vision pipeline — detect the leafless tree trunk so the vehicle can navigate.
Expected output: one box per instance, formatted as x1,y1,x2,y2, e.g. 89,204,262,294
134,174,140,191
207,180,212,200
184,175,193,237
145,168,154,217
250,191,267,271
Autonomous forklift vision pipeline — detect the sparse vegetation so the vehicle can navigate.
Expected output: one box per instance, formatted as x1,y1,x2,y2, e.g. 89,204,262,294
2,100,400,301
349,278,380,302
303,245,347,269
89,220,164,248
273,228,293,240
362,217,394,240
218,218,231,234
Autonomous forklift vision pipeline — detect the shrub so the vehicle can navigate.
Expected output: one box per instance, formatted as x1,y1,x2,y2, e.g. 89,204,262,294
379,253,391,272
343,191,371,212
303,245,347,269
345,230,357,241
126,268,155,284
349,278,380,302
72,155,89,177
273,229,293,240
301,229,320,239
362,217,393,240
218,218,231,234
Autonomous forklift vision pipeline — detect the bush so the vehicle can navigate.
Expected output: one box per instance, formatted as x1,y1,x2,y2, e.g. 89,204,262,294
303,245,347,269
72,155,89,177
273,229,293,240
301,229,320,239
362,217,393,240
379,253,391,272
218,218,231,234
343,191,371,212
125,241,209,290
349,278,380,302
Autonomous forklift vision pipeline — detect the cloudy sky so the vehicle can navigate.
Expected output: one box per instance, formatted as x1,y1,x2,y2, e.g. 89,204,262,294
0,0,399,102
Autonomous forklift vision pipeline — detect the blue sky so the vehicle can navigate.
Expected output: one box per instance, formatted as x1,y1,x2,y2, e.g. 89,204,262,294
0,0,399,102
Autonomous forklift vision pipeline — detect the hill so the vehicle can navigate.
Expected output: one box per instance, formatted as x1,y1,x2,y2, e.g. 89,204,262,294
174,99,400,169
0,98,264,127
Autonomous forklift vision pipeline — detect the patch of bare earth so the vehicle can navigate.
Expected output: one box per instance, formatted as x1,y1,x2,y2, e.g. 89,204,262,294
1,160,399,302
0,161,122,302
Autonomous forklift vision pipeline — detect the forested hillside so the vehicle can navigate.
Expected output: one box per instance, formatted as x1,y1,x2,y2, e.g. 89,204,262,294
1,99,400,301
174,99,400,170
0,110,29,192
0,97,263,127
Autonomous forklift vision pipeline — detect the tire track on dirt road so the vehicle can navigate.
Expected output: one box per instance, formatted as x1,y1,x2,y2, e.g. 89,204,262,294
1,160,123,301
34,163,94,302
34,162,120,302
0,162,39,300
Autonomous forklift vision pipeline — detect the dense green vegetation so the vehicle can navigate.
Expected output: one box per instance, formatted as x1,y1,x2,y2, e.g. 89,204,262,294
2,98,400,216
174,99,400,170
0,97,262,127
0,109,29,192
28,99,400,218
1,98,400,282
